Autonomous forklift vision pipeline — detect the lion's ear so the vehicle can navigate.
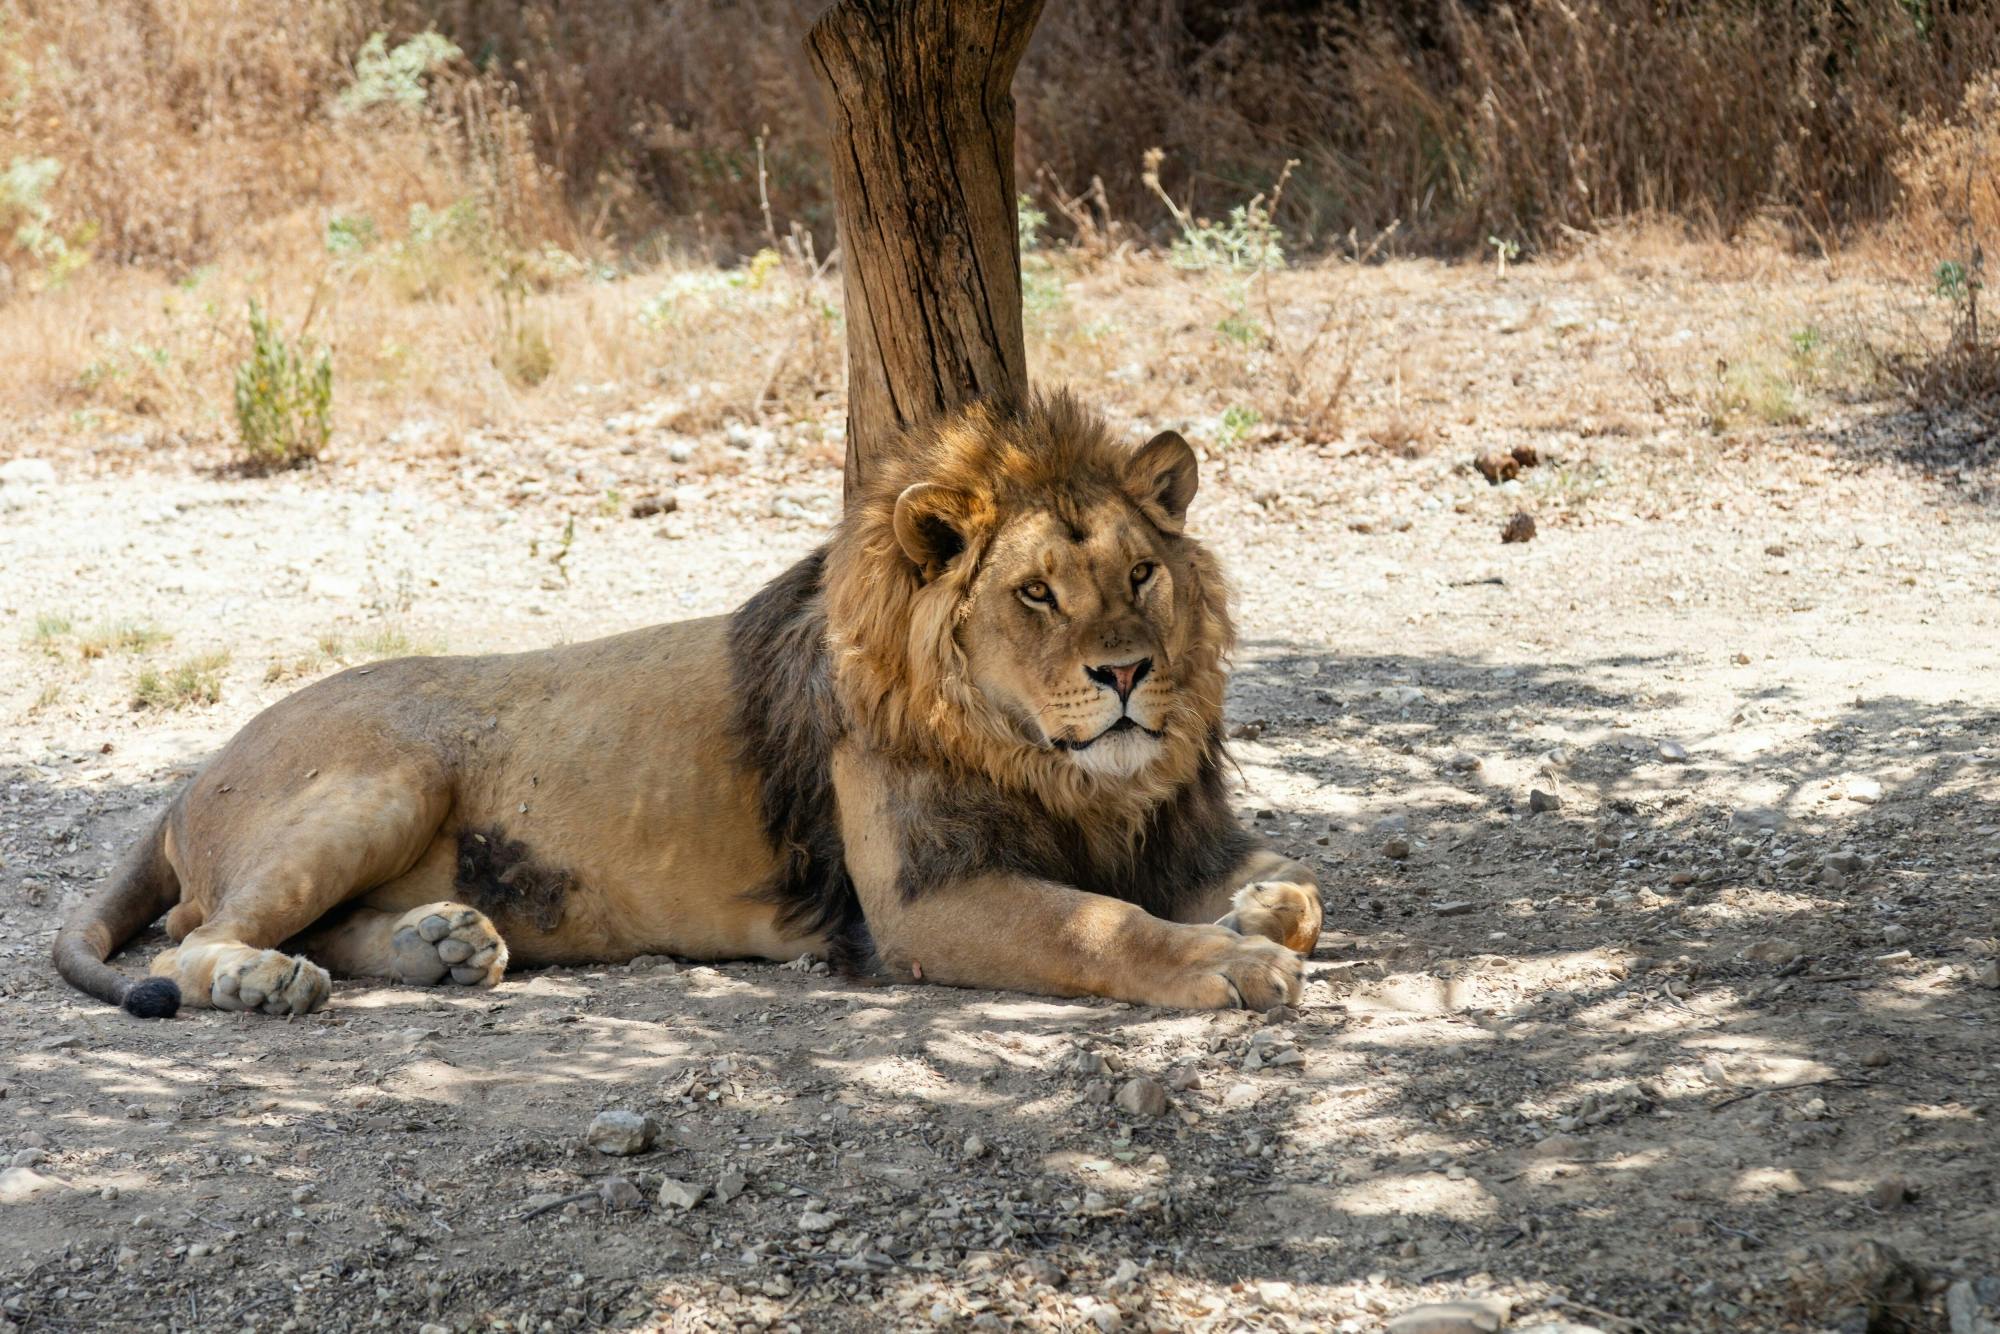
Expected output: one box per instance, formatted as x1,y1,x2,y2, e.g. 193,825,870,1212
1127,429,1199,529
892,482,977,579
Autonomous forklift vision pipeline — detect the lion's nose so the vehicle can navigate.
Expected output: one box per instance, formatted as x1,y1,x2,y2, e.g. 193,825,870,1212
1084,657,1152,703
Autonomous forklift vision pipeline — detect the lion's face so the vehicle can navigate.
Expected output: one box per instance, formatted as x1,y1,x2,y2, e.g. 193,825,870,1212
956,500,1187,777
884,422,1218,783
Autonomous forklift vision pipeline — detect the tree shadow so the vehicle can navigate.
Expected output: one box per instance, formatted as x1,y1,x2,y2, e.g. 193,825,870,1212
2,643,1995,1331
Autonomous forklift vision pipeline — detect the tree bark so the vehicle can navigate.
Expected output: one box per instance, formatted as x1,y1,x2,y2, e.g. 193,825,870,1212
807,0,1046,503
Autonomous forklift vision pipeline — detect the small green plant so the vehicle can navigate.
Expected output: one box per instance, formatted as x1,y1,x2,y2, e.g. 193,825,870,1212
1217,405,1261,448
1017,194,1049,254
233,301,332,469
1216,311,1262,347
1143,149,1290,273
325,213,377,256
528,516,577,585
1,155,91,286
337,31,461,117
78,620,168,659
1489,235,1521,276
133,652,229,710
27,612,72,651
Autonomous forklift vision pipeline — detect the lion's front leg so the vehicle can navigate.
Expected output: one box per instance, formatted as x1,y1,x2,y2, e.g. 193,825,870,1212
1181,848,1324,957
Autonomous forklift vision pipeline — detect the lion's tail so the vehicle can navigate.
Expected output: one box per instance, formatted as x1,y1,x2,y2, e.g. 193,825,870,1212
53,812,182,1018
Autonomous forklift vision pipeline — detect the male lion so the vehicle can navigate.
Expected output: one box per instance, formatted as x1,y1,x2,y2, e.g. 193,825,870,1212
56,393,1321,1019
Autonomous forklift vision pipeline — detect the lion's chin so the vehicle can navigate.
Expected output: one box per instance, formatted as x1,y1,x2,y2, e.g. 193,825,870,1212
1064,726,1162,779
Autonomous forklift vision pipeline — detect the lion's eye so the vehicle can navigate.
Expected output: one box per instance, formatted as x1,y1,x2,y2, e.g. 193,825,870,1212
1130,562,1155,586
1019,580,1056,608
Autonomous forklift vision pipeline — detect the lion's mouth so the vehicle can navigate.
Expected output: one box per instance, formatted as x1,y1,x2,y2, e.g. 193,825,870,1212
1054,716,1163,752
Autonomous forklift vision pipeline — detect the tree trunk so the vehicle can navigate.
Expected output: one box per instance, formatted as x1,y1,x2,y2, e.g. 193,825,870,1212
807,0,1046,503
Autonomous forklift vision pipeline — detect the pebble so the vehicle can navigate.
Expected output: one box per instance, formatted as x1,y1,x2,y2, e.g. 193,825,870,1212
961,1134,989,1159
1857,1044,1895,1068
1113,1077,1168,1118
1744,939,1801,966
1500,511,1536,543
798,1209,838,1232
1382,836,1412,860
0,1167,63,1204
0,457,55,486
1973,960,2000,991
1657,740,1689,762
9,1149,45,1169
714,1170,747,1204
1870,1176,1911,1210
1164,1066,1202,1092
1529,788,1563,814
655,1178,704,1210
1072,1051,1109,1077
1843,776,1884,804
590,1176,639,1211
1946,1279,2000,1334
585,1109,657,1156
1386,1297,1511,1334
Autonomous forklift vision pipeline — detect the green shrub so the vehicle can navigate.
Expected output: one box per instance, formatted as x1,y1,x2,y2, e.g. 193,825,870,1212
336,32,461,117
232,301,332,469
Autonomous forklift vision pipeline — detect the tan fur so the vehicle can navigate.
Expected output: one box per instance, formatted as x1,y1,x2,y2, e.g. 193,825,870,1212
58,394,1320,1018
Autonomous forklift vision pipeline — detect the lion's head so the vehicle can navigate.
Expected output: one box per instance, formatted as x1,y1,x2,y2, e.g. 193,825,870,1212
823,392,1234,812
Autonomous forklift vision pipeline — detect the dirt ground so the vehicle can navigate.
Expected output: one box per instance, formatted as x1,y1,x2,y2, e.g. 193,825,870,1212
2,251,1998,1334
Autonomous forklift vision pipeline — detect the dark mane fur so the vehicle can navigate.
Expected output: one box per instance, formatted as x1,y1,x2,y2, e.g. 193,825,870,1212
891,736,1253,918
726,550,872,968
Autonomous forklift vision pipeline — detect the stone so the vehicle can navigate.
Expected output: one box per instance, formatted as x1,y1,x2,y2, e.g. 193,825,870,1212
0,458,55,486
1843,776,1884,804
8,1149,45,1169
1386,1297,1512,1334
585,1109,657,1156
1529,788,1563,814
1431,899,1476,917
1163,1066,1202,1092
597,1176,643,1211
714,1170,747,1204
0,1167,63,1204
962,1134,989,1159
1072,1051,1108,1077
1383,835,1412,860
1856,1044,1894,1068
1500,511,1537,543
1517,1325,1608,1334
655,1178,705,1211
1869,1176,1911,1210
1973,960,2000,991
1114,1077,1168,1118
1657,740,1689,762
1946,1279,2000,1334
1745,939,1803,966
798,1209,838,1232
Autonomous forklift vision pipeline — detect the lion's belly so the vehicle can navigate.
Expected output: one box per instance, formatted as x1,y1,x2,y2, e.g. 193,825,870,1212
359,616,824,966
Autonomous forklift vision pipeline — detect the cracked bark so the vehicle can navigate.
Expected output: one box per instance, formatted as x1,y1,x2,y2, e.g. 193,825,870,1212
807,0,1046,504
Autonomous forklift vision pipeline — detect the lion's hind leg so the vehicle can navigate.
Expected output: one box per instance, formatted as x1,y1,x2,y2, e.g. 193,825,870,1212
151,767,451,1015
293,901,508,988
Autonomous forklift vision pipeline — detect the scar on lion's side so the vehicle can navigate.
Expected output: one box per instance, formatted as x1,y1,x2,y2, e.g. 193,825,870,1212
454,827,572,931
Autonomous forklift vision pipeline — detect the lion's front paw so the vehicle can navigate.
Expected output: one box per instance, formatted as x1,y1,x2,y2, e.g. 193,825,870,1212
390,903,508,987
212,949,331,1015
1148,926,1302,1010
1217,880,1322,955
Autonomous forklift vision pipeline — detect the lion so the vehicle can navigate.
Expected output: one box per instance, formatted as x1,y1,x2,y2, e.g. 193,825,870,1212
55,392,1322,1019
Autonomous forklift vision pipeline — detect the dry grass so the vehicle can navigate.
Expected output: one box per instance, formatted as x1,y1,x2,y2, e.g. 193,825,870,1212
132,651,229,710
4,0,2000,453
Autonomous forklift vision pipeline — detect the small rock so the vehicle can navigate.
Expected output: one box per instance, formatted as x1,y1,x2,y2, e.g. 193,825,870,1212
1946,1279,2000,1334
1881,925,1912,947
585,1109,657,1156
1856,1044,1894,1069
1072,1051,1108,1077
656,1178,705,1211
0,458,56,486
1113,1077,1168,1119
714,1170,747,1204
1657,740,1689,762
1382,835,1412,860
1386,1297,1512,1334
961,1134,989,1159
1870,1176,1911,1210
1517,1325,1608,1334
798,1209,838,1232
1431,899,1476,917
1731,807,1785,832
1221,1082,1262,1110
0,1167,64,1204
628,953,676,972
1528,788,1562,814
9,1149,45,1169
628,493,680,519
1973,960,2000,991
1019,1257,1066,1288
597,1176,643,1211
1745,939,1803,966
115,1245,140,1270
1843,776,1884,804
1473,451,1520,484
1163,1066,1202,1092
290,1184,318,1204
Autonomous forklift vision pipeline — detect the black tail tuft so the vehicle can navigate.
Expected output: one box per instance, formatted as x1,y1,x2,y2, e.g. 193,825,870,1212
122,977,180,1019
